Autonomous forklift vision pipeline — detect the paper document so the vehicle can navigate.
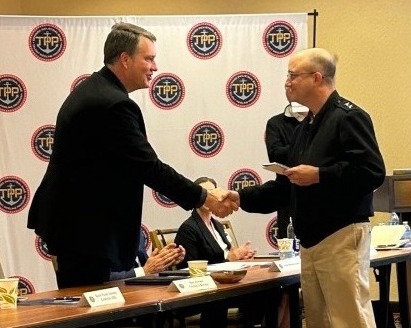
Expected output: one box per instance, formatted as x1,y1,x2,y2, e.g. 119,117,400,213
262,162,290,175
207,261,271,272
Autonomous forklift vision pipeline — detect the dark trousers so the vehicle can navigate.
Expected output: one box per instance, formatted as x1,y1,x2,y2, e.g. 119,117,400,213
200,301,228,328
277,206,292,239
55,253,111,289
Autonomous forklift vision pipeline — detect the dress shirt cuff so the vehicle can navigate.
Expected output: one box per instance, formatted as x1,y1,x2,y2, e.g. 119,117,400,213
194,187,207,208
134,267,145,277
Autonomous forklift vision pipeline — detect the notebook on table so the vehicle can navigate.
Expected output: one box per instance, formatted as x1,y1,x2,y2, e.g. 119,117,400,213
124,274,187,285
371,225,408,250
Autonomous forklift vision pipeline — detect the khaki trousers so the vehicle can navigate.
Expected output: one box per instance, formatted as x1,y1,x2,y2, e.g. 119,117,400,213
300,223,376,328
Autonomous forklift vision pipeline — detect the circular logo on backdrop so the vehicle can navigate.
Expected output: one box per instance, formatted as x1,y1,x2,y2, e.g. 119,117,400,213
140,224,151,252
189,121,224,158
70,74,91,92
187,23,222,59
152,190,177,208
149,73,185,110
226,71,261,108
31,125,55,162
0,74,27,113
228,169,262,191
9,276,35,296
266,216,279,249
28,24,66,61
0,176,30,214
35,235,52,261
263,21,298,58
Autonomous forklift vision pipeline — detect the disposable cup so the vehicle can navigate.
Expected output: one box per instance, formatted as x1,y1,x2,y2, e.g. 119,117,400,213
0,278,19,309
187,260,208,277
277,238,295,260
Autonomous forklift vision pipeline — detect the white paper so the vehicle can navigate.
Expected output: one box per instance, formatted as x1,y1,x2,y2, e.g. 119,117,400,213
262,162,290,175
206,261,271,272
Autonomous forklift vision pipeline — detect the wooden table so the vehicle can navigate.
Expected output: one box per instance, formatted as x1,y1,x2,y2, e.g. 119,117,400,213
154,266,301,327
2,249,410,328
0,282,161,328
0,266,300,328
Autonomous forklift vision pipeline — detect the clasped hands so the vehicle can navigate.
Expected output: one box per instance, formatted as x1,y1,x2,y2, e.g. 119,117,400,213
227,241,256,261
205,187,240,218
143,243,185,275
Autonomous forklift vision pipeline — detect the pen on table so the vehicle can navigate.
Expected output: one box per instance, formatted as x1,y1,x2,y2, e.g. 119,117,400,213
45,296,81,302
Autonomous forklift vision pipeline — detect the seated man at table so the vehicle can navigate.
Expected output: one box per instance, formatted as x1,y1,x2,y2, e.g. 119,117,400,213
110,227,186,281
111,228,186,328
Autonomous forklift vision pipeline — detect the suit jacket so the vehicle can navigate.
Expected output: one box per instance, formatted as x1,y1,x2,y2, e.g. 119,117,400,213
174,210,231,269
265,113,300,164
265,113,300,238
241,91,385,248
137,229,149,267
27,66,203,271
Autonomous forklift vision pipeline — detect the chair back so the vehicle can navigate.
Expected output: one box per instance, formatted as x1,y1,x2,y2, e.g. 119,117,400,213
0,260,4,279
219,219,239,248
149,228,179,250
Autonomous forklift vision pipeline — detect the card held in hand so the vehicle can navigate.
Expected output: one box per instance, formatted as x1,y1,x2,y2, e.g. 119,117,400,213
262,162,290,175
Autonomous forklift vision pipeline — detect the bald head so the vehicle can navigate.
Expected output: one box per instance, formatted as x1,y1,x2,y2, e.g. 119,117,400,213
291,48,337,85
285,48,337,112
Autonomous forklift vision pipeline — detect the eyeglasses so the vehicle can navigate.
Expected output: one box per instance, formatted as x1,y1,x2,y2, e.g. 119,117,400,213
286,71,316,81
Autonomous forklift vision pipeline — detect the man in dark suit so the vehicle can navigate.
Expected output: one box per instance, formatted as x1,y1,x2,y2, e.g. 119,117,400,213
265,102,308,238
27,22,237,289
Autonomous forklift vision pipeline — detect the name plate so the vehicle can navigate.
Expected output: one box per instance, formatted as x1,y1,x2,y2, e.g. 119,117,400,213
78,287,125,307
167,275,217,293
269,256,301,272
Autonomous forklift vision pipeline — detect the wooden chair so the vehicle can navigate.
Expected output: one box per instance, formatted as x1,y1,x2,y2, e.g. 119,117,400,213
219,219,239,248
149,228,178,250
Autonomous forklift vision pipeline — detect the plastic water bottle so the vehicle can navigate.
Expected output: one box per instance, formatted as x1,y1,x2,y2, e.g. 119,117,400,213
286,217,300,254
402,221,411,240
390,212,400,225
287,217,295,239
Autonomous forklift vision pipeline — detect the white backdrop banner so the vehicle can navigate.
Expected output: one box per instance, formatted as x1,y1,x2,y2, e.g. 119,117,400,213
0,14,307,292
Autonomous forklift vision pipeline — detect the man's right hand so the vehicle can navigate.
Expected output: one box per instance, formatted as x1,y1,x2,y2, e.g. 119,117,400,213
204,188,240,218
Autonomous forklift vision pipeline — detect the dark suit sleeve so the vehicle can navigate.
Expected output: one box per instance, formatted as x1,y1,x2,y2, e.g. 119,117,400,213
137,229,149,267
265,117,291,163
239,179,290,214
319,109,385,196
106,100,203,210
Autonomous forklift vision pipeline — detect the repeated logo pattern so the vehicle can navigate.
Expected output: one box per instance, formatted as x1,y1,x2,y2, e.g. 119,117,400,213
152,190,177,208
263,21,298,58
0,74,27,113
189,121,224,158
149,73,185,110
0,176,30,214
31,125,55,162
28,24,66,61
227,169,262,191
226,71,261,108
187,22,223,59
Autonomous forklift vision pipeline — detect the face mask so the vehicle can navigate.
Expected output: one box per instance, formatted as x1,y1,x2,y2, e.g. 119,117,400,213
284,103,308,122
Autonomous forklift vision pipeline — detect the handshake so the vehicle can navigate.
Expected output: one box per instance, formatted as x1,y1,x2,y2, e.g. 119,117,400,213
204,187,240,218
